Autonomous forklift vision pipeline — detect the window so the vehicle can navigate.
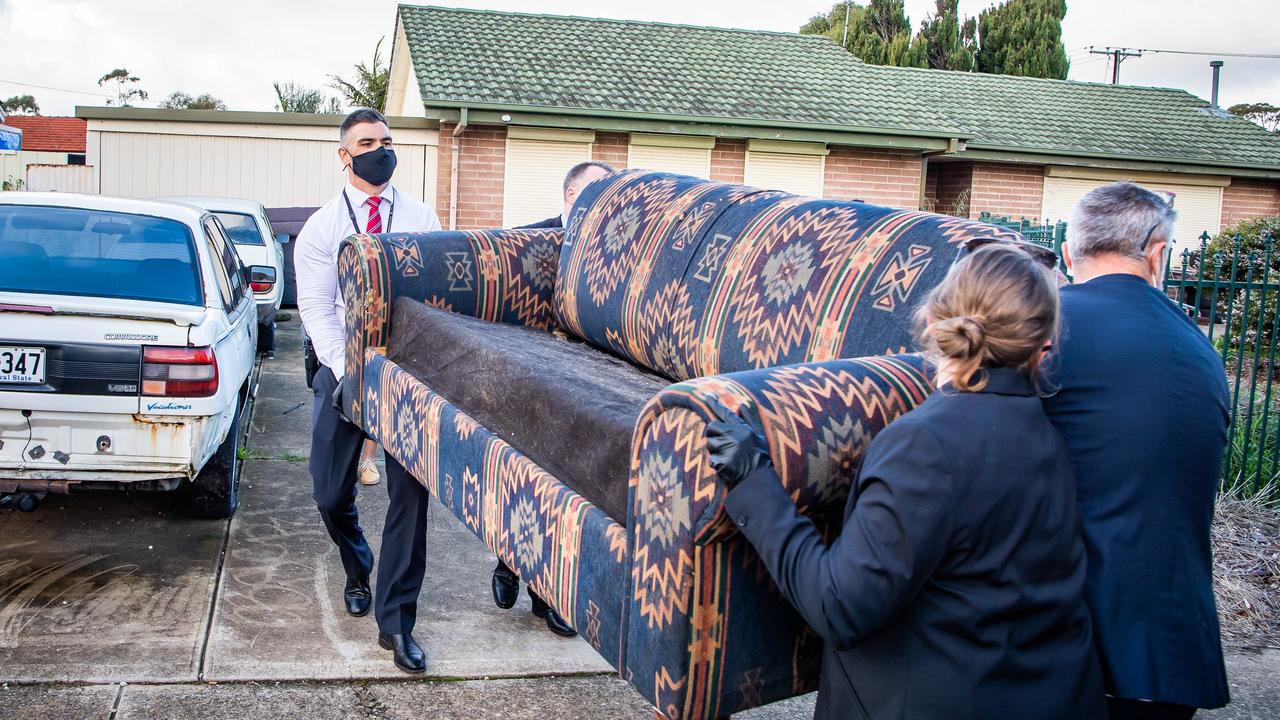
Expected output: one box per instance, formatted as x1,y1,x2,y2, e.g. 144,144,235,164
744,140,827,197
213,211,265,246
203,217,247,313
66,154,86,166
0,204,203,305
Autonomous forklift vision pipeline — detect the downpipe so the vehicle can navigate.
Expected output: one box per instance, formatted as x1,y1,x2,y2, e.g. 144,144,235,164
449,107,469,230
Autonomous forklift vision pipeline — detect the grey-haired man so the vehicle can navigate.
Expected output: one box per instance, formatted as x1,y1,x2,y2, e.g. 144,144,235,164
1044,182,1229,719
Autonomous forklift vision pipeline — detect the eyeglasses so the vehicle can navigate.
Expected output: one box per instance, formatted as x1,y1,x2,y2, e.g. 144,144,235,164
1139,222,1161,251
962,237,1060,270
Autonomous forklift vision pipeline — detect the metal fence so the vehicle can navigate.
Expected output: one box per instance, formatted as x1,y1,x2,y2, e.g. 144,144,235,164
1166,232,1280,501
980,213,1278,501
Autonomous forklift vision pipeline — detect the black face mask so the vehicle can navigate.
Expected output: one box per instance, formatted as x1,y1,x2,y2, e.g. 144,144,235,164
348,146,397,186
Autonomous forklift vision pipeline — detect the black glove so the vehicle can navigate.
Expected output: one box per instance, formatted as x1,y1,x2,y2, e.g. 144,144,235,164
330,379,351,424
704,398,772,490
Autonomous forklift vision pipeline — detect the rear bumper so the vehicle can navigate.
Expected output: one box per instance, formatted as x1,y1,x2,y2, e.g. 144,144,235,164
0,408,207,484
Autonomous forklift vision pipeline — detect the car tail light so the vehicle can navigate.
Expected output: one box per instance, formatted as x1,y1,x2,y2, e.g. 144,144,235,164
142,346,218,397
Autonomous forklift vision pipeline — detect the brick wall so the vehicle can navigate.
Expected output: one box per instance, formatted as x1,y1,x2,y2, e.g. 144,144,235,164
929,161,973,217
822,146,921,208
967,162,1045,221
436,122,507,229
710,139,746,184
1222,179,1280,227
592,131,629,169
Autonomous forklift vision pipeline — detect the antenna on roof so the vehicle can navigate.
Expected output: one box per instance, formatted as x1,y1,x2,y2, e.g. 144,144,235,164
1088,46,1144,84
841,0,852,49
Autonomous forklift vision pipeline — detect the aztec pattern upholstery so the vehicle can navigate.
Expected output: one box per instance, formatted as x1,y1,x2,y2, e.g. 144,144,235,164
338,171,1029,719
556,169,1022,380
626,355,933,718
336,227,562,420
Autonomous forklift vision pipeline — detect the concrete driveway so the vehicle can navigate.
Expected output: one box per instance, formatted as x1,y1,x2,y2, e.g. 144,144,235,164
0,317,1275,718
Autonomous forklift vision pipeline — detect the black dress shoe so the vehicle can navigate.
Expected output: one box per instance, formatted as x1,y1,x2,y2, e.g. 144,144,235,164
378,632,426,674
530,590,578,638
344,581,371,617
492,561,519,610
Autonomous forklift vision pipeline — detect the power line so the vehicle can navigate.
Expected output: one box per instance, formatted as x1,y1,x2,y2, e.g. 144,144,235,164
1143,48,1280,59
0,78,112,99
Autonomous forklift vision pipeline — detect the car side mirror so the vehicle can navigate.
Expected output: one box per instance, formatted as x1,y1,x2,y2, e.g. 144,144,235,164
245,265,277,292
275,232,290,245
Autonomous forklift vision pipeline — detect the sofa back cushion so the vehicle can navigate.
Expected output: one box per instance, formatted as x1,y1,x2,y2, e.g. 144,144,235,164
553,170,1021,381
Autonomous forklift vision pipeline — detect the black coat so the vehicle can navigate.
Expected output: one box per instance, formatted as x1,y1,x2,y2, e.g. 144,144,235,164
725,368,1104,720
1043,274,1229,709
519,214,563,229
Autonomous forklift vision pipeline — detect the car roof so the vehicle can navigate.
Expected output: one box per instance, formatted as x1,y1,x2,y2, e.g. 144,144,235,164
158,196,266,215
0,191,207,225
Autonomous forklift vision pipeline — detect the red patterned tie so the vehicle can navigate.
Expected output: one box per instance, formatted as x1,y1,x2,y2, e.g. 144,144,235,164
365,196,383,234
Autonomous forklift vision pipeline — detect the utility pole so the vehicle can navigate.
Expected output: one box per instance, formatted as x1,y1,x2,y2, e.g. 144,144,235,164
1088,46,1144,84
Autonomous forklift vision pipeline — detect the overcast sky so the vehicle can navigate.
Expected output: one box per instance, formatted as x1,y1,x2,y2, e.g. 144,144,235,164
1,0,1276,117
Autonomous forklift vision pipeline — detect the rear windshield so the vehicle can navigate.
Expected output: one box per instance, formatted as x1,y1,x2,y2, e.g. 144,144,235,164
0,205,204,306
214,211,264,246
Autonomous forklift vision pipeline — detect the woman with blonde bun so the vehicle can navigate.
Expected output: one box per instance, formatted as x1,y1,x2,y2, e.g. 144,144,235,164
706,243,1104,719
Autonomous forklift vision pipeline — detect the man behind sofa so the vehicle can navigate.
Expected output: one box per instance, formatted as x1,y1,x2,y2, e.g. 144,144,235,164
1044,182,1230,719
294,108,442,674
490,160,614,637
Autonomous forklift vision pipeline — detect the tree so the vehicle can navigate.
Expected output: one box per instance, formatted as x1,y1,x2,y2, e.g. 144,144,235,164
801,2,866,50
800,0,1069,80
273,82,342,114
846,0,925,67
1,95,39,115
1228,103,1280,133
328,38,389,112
160,91,227,110
975,0,1069,80
98,68,148,107
918,0,977,72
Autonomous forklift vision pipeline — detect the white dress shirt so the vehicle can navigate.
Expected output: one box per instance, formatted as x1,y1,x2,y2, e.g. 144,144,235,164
294,182,442,378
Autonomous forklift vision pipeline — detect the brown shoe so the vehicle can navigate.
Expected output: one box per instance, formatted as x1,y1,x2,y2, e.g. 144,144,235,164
359,457,381,486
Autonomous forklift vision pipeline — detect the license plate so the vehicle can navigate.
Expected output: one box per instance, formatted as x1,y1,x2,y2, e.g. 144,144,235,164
0,346,45,384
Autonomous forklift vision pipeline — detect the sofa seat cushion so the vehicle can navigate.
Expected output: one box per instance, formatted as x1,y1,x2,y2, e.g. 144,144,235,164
386,298,669,524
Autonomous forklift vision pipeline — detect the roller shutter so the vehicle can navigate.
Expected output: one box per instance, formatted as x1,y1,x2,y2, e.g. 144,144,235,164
1042,174,1223,253
503,135,592,228
745,152,825,197
627,134,713,179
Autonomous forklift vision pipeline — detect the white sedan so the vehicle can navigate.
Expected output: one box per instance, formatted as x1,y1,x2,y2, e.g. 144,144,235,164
0,192,273,518
160,196,286,353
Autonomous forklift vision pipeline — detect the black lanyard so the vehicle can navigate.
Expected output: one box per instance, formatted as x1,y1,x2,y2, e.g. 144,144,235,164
342,187,395,235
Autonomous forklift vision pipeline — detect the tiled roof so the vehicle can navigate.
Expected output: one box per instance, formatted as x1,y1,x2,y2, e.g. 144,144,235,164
397,5,964,136
4,116,86,153
865,64,1280,169
398,5,1280,171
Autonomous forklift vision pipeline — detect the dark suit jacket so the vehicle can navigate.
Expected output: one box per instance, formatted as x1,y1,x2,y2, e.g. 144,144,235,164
1043,273,1230,709
726,368,1104,720
519,215,563,229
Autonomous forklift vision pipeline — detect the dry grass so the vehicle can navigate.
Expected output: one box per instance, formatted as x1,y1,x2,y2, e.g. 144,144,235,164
1214,494,1280,648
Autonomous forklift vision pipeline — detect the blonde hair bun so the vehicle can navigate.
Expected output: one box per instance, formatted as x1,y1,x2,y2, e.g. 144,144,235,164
914,244,1059,392
933,316,986,361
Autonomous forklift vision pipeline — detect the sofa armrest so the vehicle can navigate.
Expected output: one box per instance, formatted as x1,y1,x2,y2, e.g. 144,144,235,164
336,228,563,419
623,354,932,718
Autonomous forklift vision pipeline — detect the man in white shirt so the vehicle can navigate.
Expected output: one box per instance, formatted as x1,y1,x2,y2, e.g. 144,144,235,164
293,108,441,675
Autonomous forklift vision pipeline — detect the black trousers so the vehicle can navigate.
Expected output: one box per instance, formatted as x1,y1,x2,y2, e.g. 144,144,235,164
309,366,373,589
1108,698,1197,720
375,455,430,635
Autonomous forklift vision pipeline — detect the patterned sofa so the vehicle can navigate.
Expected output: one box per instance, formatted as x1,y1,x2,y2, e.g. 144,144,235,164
337,171,1020,718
